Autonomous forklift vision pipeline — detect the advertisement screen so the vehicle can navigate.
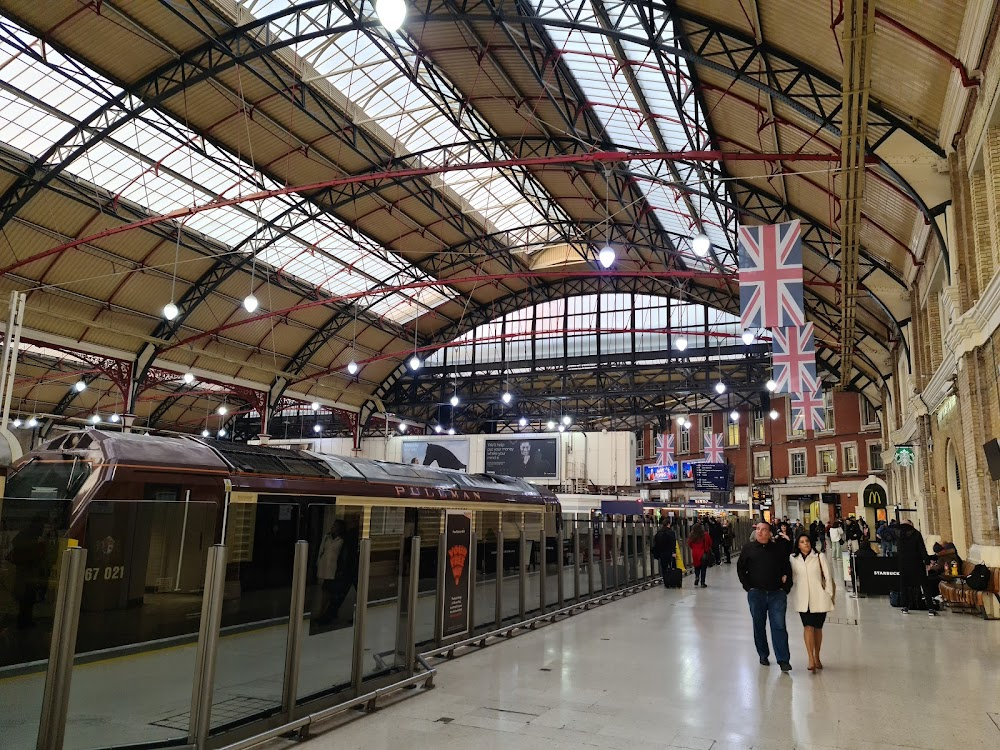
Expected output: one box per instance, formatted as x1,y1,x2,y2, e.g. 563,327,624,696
401,439,470,472
484,437,558,478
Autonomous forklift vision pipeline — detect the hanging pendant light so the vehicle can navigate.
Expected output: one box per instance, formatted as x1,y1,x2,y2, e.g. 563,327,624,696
741,330,755,345
183,371,195,385
447,427,455,435
409,354,421,371
501,391,512,405
518,416,528,428
692,232,711,257
675,336,688,351
347,360,359,375
202,428,210,437
450,394,460,407
598,245,616,268
313,424,322,433
769,409,779,420
217,405,228,415
90,414,100,424
730,410,740,421
27,416,38,428
398,422,408,433
434,424,443,433
766,379,777,392
715,381,726,394
74,380,87,393
12,417,21,428
375,0,406,31
243,294,259,314
163,301,179,321
110,413,120,423
218,428,226,437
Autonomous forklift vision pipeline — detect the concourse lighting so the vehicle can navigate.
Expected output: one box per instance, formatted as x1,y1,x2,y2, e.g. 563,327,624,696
74,380,87,393
218,429,226,437
546,420,556,430
674,336,688,352
598,245,616,268
243,294,259,314
183,371,195,384
217,405,228,415
558,425,565,433
12,418,21,428
202,428,210,437
313,424,322,433
501,391,512,405
765,379,777,392
27,417,38,428
447,427,455,435
562,415,572,426
741,330,755,345
163,301,179,321
518,416,528,428
434,424,443,433
692,232,711,257
730,410,740,422
375,0,406,31
398,422,408,433
450,394,460,407
109,413,120,423
715,381,727,394
769,409,779,420
676,415,686,425
90,414,100,424
311,401,321,411
684,420,692,430
409,355,422,371
347,360,359,375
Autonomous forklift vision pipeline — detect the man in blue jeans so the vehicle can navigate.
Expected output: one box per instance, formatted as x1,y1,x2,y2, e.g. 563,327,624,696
737,522,794,671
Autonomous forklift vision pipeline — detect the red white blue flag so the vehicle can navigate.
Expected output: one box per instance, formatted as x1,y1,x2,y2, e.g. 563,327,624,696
771,323,817,394
704,432,724,463
791,387,825,432
656,433,675,467
738,220,804,329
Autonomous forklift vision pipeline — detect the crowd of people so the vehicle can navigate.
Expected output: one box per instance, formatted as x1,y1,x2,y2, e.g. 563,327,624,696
651,511,946,673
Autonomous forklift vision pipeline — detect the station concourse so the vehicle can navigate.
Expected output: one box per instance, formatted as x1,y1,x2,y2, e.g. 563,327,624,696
0,1,999,750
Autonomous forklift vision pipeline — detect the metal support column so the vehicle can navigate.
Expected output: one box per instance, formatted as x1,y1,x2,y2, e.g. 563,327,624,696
405,536,421,676
351,539,372,693
556,525,565,608
495,519,503,627
572,520,581,602
433,533,446,645
188,544,227,750
281,541,308,718
0,291,26,428
586,520,595,598
35,546,87,750
467,532,477,635
538,528,546,615
639,520,647,581
599,520,608,594
518,526,527,619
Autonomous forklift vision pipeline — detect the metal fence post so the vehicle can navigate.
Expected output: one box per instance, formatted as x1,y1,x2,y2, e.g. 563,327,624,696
640,520,648,581
405,536,421,676
518,526,527,619
281,541,309,718
35,546,87,750
434,533,446,645
188,544,227,750
495,520,504,627
599,520,608,594
587,521,595,598
351,538,372,694
556,525,565,608
629,519,638,585
538,528,547,614
572,520,581,603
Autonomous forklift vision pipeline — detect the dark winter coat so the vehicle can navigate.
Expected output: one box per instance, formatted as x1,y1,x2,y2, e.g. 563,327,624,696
653,527,676,561
896,524,931,585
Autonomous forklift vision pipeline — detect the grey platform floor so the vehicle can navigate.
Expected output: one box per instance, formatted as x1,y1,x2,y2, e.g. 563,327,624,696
288,559,1000,750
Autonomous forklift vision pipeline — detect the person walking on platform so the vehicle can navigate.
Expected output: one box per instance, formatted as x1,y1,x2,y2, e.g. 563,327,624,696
896,520,938,616
315,520,346,625
790,532,835,672
738,523,793,672
720,518,734,563
687,523,713,588
708,518,723,566
829,521,844,561
653,519,677,587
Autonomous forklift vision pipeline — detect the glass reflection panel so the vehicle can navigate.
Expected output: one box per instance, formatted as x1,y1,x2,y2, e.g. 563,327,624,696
473,511,499,630
362,506,404,680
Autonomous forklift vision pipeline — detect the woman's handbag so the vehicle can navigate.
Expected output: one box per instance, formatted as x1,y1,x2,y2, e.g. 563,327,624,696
703,549,716,567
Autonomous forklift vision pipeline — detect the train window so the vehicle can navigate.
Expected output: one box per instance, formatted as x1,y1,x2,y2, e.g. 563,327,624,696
5,457,92,500
313,454,365,480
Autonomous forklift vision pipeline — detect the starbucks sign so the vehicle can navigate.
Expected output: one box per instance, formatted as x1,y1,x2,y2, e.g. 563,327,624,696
894,447,915,467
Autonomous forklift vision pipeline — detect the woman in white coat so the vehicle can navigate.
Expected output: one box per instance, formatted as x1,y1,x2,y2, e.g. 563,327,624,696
790,532,835,672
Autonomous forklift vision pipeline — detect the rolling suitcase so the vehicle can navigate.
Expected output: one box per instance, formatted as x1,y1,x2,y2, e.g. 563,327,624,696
664,567,683,588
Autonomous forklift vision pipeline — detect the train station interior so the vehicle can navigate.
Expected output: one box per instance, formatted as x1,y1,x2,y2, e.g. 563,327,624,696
0,1,999,749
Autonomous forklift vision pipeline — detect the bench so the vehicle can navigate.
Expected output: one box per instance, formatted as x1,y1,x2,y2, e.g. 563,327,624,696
938,561,1000,620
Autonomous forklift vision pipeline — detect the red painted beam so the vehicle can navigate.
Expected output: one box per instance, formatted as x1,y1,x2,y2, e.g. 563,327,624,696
0,150,866,280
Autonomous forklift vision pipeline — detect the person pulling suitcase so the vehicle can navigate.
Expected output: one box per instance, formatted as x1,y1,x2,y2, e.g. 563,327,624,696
653,519,677,588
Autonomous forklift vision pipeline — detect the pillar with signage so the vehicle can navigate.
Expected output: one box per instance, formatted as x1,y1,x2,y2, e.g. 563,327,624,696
440,510,473,640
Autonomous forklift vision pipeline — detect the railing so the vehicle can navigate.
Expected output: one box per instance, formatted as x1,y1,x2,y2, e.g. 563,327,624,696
6,511,751,750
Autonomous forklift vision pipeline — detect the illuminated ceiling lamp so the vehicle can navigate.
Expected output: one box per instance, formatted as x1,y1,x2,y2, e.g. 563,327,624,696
501,391,512,405
202,428,210,437
109,412,120,423
674,336,688,352
683,420,692,429
375,0,406,31
676,415,686,425
398,422,408,433
218,428,227,437
162,301,180,321
741,330,755,345
12,417,21,428
692,231,711,257
715,380,726,394
450,394,460,407
769,409,779,420
562,415,572,426
518,416,528,428
183,371,195,385
546,420,556,431
27,416,38,428
434,424,443,433
598,245,616,268
730,410,740,422
311,401,320,411
447,427,455,435
74,380,87,393
347,303,360,376
765,379,778,392
347,360,359,375
313,424,322,433
89,413,100,424
242,293,259,314
217,404,228,416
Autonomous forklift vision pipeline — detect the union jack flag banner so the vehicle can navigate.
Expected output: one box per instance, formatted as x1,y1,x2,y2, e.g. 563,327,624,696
771,323,817,394
704,432,724,463
656,433,675,467
738,220,805,329
791,388,826,432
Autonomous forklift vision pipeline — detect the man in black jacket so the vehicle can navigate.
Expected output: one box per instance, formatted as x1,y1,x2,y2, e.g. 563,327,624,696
652,519,677,586
738,523,794,671
896,520,937,616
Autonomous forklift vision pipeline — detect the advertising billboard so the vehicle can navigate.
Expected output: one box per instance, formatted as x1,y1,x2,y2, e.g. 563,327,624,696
484,436,558,479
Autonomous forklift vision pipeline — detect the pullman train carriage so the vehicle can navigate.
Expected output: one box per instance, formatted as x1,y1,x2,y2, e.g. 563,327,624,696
0,430,561,665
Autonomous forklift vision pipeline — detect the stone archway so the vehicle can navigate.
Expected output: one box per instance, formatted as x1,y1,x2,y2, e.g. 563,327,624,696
945,439,968,556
